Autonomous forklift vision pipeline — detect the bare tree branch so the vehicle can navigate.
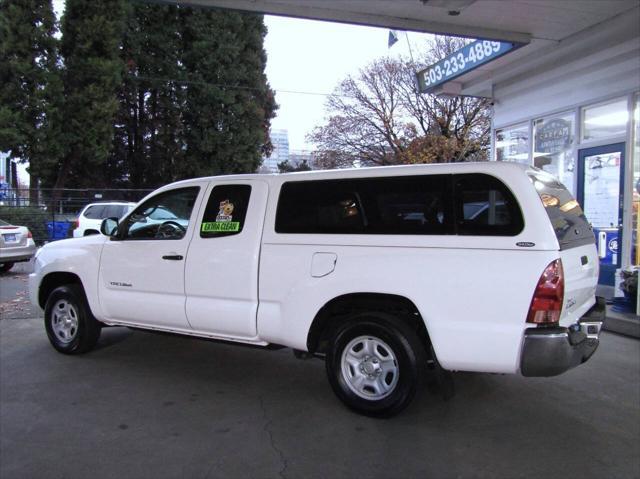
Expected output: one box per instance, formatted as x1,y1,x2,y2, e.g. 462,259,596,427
309,36,491,168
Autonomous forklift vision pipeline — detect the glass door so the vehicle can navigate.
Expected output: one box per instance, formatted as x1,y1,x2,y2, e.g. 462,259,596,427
577,143,625,287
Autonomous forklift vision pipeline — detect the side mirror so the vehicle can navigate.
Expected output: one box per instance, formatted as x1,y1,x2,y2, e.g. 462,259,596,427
100,217,119,238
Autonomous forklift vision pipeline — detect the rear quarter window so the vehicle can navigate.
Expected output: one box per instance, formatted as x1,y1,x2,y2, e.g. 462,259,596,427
454,174,524,236
83,205,106,219
528,169,594,249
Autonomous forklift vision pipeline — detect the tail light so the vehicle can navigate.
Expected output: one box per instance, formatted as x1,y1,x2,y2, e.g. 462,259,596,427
527,259,564,325
27,230,32,239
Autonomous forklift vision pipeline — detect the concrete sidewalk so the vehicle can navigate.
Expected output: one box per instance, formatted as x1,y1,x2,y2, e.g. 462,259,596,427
605,306,640,338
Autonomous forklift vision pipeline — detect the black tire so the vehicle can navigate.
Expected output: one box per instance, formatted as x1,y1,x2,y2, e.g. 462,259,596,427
0,262,15,273
44,284,101,354
325,313,426,417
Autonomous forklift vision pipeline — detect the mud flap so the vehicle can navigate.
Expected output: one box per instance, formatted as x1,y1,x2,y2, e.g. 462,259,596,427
427,344,455,401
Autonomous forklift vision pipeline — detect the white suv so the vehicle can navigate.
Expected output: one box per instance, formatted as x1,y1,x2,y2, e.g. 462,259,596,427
71,202,135,238
30,163,604,416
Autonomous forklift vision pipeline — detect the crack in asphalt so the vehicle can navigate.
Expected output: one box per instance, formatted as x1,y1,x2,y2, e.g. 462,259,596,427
259,396,289,479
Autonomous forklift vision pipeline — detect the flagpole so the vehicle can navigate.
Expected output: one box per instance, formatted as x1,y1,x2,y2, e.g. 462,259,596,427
405,32,416,63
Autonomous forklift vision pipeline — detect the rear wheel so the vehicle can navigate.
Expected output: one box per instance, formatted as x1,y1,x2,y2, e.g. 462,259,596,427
44,284,101,354
0,262,14,273
325,313,426,417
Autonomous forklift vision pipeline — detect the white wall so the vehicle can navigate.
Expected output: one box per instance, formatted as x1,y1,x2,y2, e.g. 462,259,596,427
492,8,640,128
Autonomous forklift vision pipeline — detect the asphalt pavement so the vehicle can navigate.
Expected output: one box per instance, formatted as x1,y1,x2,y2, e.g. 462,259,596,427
1,264,639,479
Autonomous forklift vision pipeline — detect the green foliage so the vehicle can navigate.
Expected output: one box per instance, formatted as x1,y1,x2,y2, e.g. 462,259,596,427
2,2,276,191
110,3,187,188
179,9,276,179
0,206,49,243
53,0,128,190
111,5,277,188
0,0,61,187
278,160,311,173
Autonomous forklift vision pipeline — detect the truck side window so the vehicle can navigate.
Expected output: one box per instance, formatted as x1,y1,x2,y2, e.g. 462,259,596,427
276,181,366,234
122,187,200,240
276,176,452,235
200,184,252,238
454,174,524,236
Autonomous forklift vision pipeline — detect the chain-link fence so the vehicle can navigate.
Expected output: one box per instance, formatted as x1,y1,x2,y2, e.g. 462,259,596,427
0,188,153,244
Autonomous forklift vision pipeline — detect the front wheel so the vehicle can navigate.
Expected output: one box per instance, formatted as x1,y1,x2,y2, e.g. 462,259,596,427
325,313,426,417
44,284,101,354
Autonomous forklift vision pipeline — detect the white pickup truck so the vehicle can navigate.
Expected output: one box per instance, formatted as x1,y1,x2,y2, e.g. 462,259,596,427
30,163,604,416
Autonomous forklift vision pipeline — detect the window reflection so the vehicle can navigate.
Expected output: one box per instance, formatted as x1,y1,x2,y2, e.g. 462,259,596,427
533,112,575,194
496,123,530,164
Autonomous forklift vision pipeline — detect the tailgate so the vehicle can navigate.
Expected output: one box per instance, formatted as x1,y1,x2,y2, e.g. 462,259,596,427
559,243,599,326
526,168,599,326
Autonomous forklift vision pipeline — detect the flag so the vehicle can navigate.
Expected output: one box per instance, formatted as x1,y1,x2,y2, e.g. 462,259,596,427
388,30,399,48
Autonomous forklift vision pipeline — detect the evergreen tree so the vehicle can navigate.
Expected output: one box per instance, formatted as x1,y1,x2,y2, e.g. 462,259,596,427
277,159,311,173
112,5,276,188
53,0,127,192
180,8,276,178
110,3,186,188
0,0,60,200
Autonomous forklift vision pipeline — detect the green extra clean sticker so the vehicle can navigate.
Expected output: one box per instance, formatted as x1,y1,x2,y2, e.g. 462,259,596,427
201,221,240,233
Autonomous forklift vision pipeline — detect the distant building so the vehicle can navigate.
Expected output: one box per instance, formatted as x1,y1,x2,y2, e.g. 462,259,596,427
261,129,290,173
0,152,9,185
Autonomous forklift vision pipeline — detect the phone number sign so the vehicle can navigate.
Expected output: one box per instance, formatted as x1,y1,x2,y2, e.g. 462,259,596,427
417,40,516,93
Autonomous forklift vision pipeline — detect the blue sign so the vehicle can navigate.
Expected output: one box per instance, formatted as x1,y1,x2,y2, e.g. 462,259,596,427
417,40,516,93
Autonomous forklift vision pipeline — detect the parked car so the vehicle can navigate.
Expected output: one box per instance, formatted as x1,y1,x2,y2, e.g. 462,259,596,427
29,163,604,416
70,202,135,238
0,219,36,273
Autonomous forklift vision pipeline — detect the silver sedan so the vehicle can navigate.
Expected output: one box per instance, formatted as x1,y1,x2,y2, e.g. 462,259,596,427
0,219,36,273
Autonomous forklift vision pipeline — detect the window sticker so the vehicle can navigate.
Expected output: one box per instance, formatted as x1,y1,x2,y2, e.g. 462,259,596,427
202,221,240,232
200,185,251,238
216,200,234,222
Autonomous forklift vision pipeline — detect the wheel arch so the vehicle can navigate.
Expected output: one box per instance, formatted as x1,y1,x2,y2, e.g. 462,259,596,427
306,293,430,355
38,272,84,309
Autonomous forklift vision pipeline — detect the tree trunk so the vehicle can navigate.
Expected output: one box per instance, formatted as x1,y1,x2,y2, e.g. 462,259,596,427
49,151,75,211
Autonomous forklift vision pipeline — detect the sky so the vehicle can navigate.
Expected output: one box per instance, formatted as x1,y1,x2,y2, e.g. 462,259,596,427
263,16,431,150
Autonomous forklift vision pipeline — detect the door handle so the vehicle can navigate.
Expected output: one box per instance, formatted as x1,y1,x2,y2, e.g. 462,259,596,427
162,255,183,261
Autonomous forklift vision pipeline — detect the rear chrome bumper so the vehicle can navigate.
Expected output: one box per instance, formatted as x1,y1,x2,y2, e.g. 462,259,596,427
520,297,605,377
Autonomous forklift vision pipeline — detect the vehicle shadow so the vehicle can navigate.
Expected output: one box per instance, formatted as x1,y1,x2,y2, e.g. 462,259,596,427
94,326,134,351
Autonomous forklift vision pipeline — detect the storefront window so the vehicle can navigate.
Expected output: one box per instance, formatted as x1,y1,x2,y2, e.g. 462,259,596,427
632,94,640,266
495,123,529,164
582,98,629,141
533,112,575,193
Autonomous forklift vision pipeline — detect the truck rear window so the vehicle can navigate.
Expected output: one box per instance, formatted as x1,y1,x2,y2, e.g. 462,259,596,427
528,168,595,250
275,175,451,235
